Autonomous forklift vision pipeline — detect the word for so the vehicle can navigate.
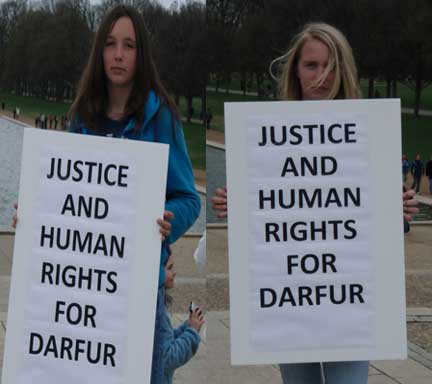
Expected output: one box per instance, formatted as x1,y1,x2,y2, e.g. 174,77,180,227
55,301,97,328
286,253,337,274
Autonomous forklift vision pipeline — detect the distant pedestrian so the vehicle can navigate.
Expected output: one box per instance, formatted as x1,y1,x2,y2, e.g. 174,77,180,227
402,154,410,183
411,153,424,193
16,107,20,120
49,115,53,129
35,116,39,127
1,101,5,110
426,155,432,194
13,108,16,119
205,108,212,130
40,113,46,129
54,115,58,130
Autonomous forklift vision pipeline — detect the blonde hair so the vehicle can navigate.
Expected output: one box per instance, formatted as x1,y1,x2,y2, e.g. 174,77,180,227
271,23,361,101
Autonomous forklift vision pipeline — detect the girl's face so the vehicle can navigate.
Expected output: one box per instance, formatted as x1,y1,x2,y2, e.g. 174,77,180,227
103,16,137,88
297,38,335,100
165,255,176,289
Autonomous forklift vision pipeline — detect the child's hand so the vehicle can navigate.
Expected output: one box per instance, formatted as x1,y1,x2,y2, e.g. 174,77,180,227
188,308,205,332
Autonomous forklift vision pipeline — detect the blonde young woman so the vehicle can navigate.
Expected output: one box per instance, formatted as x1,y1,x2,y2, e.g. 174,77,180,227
211,22,418,384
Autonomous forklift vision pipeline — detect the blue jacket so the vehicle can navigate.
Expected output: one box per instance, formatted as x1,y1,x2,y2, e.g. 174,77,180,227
161,303,201,383
69,90,201,286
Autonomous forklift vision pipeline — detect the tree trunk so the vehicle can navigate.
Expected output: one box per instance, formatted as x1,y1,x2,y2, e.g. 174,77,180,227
186,93,193,123
225,73,230,95
241,70,246,96
257,73,262,98
392,80,397,97
368,78,374,98
201,85,206,127
414,58,422,117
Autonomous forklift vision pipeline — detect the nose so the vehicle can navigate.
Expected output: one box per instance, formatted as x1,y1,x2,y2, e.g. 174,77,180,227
114,44,123,61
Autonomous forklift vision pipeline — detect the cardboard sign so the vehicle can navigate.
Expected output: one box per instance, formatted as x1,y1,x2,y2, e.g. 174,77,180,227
225,99,406,365
2,128,168,384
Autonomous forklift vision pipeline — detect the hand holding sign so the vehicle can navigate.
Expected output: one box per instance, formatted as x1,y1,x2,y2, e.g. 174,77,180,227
157,210,174,240
402,189,419,221
211,186,227,218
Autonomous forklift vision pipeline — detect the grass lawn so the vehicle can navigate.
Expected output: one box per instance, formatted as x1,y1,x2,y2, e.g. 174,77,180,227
359,80,432,111
0,91,70,118
183,121,205,170
0,91,205,170
402,114,432,160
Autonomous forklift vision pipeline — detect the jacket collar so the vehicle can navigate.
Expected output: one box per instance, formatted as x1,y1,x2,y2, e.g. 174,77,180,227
123,90,160,134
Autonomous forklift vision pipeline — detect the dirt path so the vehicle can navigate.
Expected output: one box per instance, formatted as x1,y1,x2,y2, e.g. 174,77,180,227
206,129,224,144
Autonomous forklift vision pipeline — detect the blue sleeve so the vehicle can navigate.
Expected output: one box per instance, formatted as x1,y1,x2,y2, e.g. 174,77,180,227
156,107,201,243
163,325,200,372
173,320,189,339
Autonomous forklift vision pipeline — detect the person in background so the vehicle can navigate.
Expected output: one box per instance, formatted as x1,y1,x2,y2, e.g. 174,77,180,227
425,155,432,194
411,153,424,194
402,154,410,184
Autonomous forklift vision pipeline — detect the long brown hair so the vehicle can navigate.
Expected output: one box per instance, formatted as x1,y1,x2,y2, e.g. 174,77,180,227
68,4,178,133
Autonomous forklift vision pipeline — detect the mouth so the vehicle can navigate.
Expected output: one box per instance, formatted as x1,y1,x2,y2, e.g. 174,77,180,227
111,67,126,73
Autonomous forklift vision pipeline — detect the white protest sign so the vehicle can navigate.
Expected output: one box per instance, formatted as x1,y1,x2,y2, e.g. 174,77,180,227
225,99,406,365
2,128,168,384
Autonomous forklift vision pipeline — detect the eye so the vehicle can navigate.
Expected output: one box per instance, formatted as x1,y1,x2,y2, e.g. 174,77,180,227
305,62,317,69
105,40,114,47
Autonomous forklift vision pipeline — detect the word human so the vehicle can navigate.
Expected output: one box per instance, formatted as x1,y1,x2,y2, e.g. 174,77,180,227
258,122,357,146
40,226,125,258
259,187,360,209
46,157,129,187
260,284,365,308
